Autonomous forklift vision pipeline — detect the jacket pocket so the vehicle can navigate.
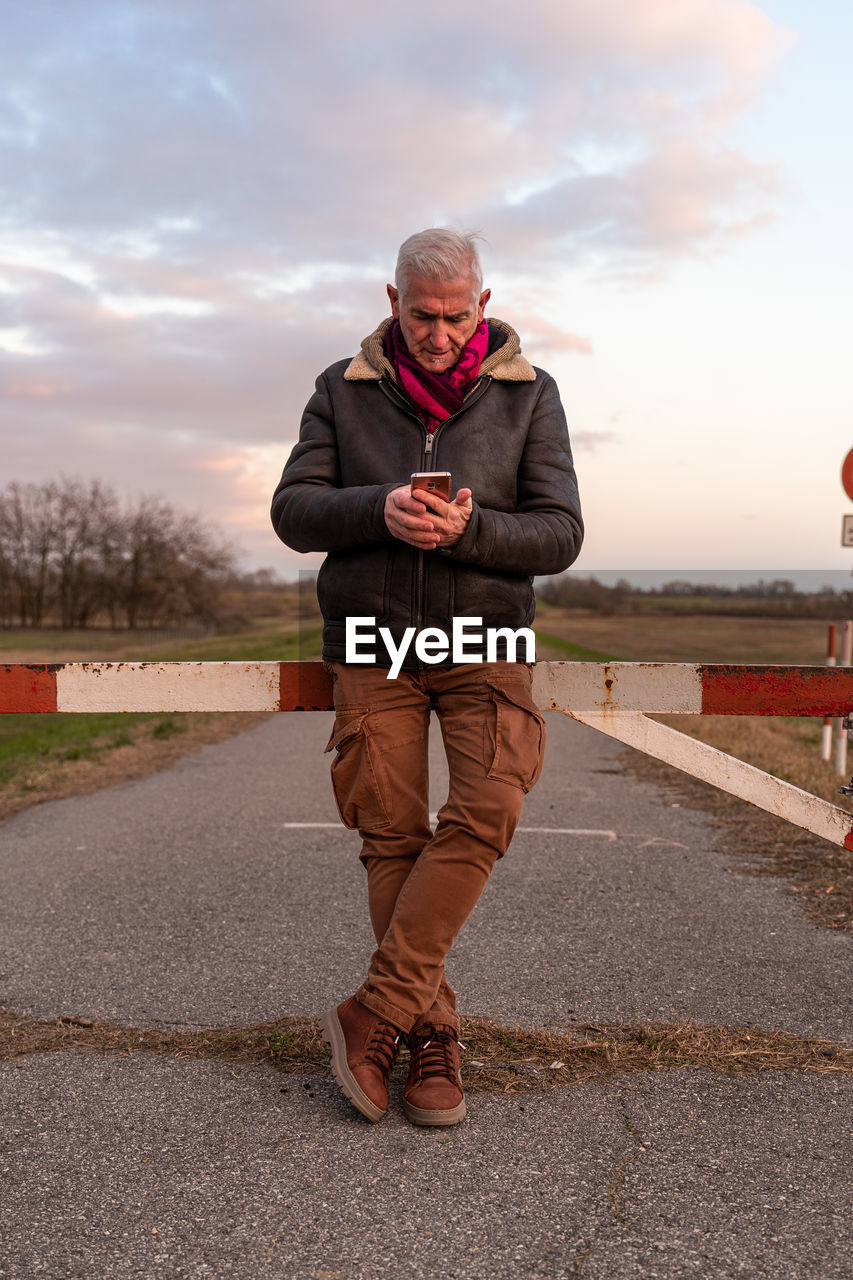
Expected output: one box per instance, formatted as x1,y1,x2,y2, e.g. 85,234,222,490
324,712,391,831
485,679,546,793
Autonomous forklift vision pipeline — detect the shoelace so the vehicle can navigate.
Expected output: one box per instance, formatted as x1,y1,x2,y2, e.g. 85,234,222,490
409,1028,462,1082
365,1022,402,1077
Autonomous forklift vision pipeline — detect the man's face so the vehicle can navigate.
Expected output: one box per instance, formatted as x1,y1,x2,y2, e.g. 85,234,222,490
387,273,491,373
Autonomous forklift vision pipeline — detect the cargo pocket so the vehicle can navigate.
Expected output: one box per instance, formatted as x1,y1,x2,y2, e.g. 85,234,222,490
324,712,391,831
485,680,546,793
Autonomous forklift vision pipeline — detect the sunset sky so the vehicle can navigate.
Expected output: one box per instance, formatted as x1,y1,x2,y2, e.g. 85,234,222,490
1,1,850,580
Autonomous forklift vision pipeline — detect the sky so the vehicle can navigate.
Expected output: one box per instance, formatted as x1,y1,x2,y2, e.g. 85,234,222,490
1,0,851,580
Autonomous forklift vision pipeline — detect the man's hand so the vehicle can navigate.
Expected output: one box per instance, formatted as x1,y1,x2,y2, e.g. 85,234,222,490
418,486,472,548
385,485,473,550
384,486,441,549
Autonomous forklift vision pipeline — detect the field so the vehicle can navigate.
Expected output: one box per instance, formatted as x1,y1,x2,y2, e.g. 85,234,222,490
533,605,835,664
0,609,835,666
1,607,850,932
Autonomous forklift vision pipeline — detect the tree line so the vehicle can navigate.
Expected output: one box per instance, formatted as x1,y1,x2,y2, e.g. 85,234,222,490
0,477,236,629
538,574,853,618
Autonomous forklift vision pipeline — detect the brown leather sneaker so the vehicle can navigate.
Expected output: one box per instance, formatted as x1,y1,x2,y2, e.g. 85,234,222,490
403,1023,466,1126
320,996,402,1122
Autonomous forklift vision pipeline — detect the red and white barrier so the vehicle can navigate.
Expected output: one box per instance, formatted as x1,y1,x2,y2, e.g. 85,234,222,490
3,659,853,851
0,661,335,714
531,662,853,717
534,664,853,851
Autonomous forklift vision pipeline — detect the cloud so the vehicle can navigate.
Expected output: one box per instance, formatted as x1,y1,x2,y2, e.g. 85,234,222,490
0,0,794,566
0,1,790,264
500,311,593,358
479,140,781,277
0,258,363,441
571,430,619,452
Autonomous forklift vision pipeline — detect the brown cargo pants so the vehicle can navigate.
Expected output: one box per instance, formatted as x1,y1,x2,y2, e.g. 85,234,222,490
325,660,545,1034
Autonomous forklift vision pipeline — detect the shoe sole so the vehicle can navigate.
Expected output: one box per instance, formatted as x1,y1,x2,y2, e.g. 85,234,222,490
402,1097,467,1127
319,1008,386,1123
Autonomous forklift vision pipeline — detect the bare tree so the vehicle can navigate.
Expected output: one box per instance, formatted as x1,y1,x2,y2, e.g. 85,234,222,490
0,482,60,626
0,545,14,627
52,477,125,628
0,477,236,630
119,496,236,629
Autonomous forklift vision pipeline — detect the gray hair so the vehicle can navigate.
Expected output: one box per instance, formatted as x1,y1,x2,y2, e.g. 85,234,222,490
395,228,484,297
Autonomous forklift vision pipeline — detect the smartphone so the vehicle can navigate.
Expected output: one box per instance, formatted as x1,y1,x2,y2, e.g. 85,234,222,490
410,471,452,501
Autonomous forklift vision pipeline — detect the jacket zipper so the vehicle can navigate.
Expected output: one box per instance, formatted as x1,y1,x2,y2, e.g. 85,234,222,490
413,425,432,637
378,376,491,448
379,376,492,639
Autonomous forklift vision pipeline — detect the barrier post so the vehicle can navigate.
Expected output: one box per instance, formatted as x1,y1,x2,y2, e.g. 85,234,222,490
835,621,853,775
822,623,837,763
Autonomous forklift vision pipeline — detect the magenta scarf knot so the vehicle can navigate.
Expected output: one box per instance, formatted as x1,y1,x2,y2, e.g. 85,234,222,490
385,319,489,432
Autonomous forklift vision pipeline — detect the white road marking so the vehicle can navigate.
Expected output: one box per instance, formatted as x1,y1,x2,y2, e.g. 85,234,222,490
514,827,617,840
281,822,616,839
281,822,347,828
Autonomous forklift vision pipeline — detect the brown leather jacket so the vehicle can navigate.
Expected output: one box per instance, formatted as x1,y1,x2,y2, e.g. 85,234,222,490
271,318,583,668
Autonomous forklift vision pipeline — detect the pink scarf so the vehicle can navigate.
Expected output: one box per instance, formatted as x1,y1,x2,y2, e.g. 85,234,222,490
385,319,489,432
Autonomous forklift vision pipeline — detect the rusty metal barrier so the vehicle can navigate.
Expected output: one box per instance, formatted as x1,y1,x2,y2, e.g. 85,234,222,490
3,660,853,850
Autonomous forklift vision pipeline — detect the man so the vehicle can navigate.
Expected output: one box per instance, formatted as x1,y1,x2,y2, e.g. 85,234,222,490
271,228,583,1126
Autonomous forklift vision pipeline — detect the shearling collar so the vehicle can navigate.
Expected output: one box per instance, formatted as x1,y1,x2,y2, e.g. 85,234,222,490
344,317,536,383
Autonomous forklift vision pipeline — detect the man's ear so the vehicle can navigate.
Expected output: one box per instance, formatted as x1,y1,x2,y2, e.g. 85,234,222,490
477,288,491,322
386,284,400,317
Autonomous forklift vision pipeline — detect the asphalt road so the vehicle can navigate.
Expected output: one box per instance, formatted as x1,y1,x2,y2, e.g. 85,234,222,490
1,711,850,1279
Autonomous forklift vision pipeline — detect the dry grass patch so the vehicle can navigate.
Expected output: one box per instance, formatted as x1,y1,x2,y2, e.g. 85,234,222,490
2,1008,848,1093
536,611,833,664
458,1017,850,1093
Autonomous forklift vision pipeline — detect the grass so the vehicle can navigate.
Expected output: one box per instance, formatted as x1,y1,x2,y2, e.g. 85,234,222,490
0,711,166,785
151,717,186,740
532,630,613,662
533,607,834,664
0,626,214,660
0,616,324,663
1,1007,848,1088
150,621,324,662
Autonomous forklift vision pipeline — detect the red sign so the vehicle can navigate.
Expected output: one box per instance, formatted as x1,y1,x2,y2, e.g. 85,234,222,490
843,449,853,501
